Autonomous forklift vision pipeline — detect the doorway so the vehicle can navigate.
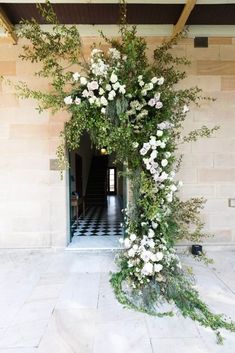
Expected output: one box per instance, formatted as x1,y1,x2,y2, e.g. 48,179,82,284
67,135,126,248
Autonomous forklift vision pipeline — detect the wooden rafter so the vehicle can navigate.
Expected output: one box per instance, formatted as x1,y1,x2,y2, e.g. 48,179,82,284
0,6,17,44
172,0,197,38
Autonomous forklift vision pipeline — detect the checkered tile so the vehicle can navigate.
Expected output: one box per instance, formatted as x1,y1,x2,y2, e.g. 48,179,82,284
72,196,123,236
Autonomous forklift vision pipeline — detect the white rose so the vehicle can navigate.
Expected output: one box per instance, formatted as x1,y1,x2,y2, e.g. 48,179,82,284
73,72,80,81
150,167,156,175
124,238,131,248
148,239,155,249
110,72,118,83
88,96,96,104
80,76,87,85
170,184,177,192
154,263,163,273
150,150,157,160
141,90,147,96
154,92,161,101
130,233,136,241
139,80,145,87
157,77,164,85
142,262,153,276
99,88,105,95
128,248,136,258
87,80,99,91
106,84,112,91
157,130,163,137
119,85,126,94
108,90,116,100
151,77,158,84
82,89,89,98
152,221,158,229
64,96,73,105
161,159,168,167
147,82,154,91
183,104,189,113
166,193,173,203
138,75,143,81
101,107,106,114
160,142,166,149
143,142,151,151
100,96,108,106
165,151,171,158
160,172,168,181
156,252,164,261
148,228,155,238
140,148,148,156
148,98,156,107
74,97,81,105
112,82,120,90
155,101,163,109
132,142,139,148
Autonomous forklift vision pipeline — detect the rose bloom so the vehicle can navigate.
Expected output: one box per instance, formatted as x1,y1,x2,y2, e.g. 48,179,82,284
88,81,99,91
100,96,108,106
64,96,73,105
148,98,156,107
151,77,158,84
130,233,137,241
80,76,87,85
74,97,81,105
157,77,164,85
110,72,118,83
157,130,163,137
154,263,163,273
156,252,164,261
73,72,80,81
142,262,154,276
161,159,168,167
155,101,163,109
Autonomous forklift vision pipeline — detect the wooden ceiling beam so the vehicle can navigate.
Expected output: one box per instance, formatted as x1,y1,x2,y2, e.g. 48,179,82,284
172,0,197,38
0,6,17,44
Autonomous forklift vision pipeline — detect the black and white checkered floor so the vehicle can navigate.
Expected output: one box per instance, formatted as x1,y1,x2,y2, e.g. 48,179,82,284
73,196,123,236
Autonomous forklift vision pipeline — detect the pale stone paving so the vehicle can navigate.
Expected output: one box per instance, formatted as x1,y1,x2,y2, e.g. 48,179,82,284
0,250,234,353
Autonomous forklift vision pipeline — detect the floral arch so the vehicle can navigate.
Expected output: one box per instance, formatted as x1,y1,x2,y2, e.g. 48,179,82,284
9,1,234,344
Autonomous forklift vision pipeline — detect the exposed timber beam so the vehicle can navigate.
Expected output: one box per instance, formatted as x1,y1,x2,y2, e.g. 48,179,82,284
172,0,197,38
0,6,17,44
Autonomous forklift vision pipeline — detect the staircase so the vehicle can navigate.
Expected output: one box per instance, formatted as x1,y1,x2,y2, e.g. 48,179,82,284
85,155,108,207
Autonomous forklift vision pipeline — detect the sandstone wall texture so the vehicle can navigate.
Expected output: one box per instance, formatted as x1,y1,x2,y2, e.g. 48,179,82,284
0,35,235,248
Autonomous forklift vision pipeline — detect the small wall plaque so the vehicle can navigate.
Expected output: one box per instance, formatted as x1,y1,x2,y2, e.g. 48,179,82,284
194,37,208,48
50,159,60,171
228,198,235,207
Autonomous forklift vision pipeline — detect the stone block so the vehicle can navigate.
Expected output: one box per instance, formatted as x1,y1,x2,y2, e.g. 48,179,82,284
198,168,235,183
186,45,220,61
208,37,232,45
221,76,235,91
0,61,16,75
0,94,19,108
197,60,235,75
9,124,49,139
179,184,216,198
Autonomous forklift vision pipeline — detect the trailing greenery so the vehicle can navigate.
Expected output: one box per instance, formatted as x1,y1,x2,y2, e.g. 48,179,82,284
7,0,234,344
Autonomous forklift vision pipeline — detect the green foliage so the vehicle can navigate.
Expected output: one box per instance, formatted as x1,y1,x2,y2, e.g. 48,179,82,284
7,0,234,344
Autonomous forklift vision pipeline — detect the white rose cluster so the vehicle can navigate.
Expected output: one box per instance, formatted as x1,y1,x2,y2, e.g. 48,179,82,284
63,47,126,114
139,121,178,204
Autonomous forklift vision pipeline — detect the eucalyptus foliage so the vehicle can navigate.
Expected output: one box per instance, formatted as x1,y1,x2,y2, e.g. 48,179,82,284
10,0,234,343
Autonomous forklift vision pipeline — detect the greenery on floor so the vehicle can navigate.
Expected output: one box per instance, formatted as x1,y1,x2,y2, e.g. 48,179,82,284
4,0,234,343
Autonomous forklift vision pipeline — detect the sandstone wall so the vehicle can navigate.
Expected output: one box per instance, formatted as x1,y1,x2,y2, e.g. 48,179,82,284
0,35,235,248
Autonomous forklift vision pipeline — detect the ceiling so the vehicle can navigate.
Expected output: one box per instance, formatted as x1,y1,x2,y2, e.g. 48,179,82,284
1,2,235,25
